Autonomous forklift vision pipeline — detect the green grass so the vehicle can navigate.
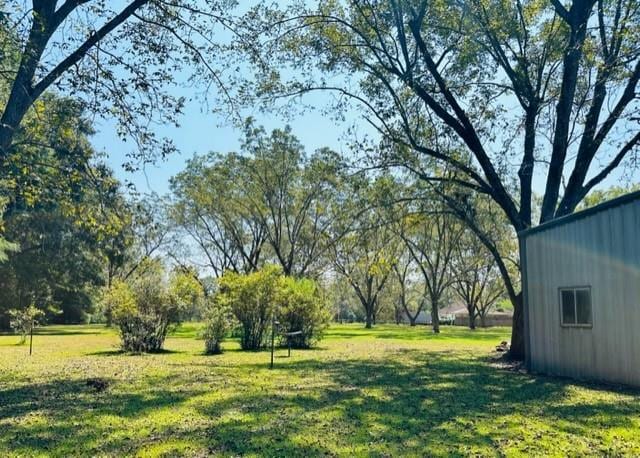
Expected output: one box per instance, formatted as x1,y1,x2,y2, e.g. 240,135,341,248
1,324,639,457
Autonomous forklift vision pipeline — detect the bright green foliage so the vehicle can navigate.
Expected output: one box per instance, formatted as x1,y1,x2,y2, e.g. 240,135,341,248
276,276,331,348
216,265,282,350
169,121,344,277
7,305,44,344
202,298,233,355
0,237,15,263
0,197,17,263
2,324,640,456
0,95,131,328
104,265,204,353
578,184,640,210
214,265,331,351
331,175,402,328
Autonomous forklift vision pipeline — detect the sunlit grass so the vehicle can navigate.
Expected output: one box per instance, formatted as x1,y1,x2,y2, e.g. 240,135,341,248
1,323,639,457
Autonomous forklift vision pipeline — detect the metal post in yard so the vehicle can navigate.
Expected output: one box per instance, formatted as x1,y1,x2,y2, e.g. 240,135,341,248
29,319,34,356
270,319,279,369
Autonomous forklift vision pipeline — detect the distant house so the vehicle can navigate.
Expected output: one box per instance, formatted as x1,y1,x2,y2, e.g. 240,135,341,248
400,304,512,327
452,310,513,328
439,304,466,325
520,191,640,387
399,310,431,325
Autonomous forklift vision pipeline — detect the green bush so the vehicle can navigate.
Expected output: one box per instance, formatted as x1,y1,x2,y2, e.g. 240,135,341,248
216,265,281,350
103,264,203,353
214,265,330,351
202,298,232,354
276,276,330,349
8,305,44,344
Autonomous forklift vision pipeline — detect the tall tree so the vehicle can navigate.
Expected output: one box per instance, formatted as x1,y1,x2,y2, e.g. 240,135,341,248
0,0,234,162
452,238,505,329
0,196,18,262
330,175,400,328
241,122,344,277
0,94,134,327
170,123,344,278
400,202,462,333
170,152,270,276
240,0,640,358
392,250,427,326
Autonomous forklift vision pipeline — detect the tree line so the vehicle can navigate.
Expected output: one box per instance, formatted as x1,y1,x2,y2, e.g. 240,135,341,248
2,1,639,360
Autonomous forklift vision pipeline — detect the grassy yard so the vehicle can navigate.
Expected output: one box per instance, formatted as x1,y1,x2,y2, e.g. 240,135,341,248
1,324,639,457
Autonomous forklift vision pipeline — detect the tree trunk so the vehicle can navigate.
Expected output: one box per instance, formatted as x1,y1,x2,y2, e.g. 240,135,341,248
509,292,525,359
480,313,486,328
409,317,416,326
105,306,113,327
365,307,373,329
431,299,440,334
468,310,476,330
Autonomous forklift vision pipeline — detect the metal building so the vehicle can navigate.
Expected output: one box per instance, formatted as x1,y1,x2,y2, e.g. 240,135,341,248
520,191,640,386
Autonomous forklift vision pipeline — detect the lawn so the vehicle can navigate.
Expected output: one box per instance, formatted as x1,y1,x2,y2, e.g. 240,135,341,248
1,324,639,457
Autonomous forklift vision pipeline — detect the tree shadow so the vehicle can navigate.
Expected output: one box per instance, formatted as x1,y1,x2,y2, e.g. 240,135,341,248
325,326,510,342
190,350,640,455
85,348,186,357
32,326,109,336
0,375,210,456
1,347,638,456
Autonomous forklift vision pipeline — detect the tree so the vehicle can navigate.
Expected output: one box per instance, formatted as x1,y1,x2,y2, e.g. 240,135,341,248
240,0,640,358
8,305,44,344
392,248,426,326
169,123,344,278
275,276,331,348
0,0,234,160
0,196,18,262
400,202,462,333
216,265,282,351
241,121,345,277
106,263,203,352
202,297,233,355
330,176,399,328
452,235,505,329
170,152,270,276
0,94,139,327
450,198,514,328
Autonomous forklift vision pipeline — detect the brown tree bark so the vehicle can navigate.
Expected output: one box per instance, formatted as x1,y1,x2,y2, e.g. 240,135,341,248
509,292,525,360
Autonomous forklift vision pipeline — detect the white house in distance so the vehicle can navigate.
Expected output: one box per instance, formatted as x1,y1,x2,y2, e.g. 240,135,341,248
520,191,640,387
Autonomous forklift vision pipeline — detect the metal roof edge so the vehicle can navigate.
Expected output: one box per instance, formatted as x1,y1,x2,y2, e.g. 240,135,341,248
518,189,640,238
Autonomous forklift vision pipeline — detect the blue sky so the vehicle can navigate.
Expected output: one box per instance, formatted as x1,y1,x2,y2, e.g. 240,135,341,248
91,89,368,196
85,3,637,200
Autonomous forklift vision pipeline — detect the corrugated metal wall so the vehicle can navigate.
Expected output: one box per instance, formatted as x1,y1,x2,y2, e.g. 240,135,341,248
524,199,640,386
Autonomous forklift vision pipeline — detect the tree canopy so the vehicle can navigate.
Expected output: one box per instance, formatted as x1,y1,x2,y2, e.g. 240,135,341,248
230,0,640,358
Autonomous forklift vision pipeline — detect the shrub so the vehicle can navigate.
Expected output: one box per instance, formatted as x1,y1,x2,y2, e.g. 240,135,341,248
103,265,203,353
276,277,331,349
202,298,232,354
8,305,44,344
215,265,330,351
216,265,281,350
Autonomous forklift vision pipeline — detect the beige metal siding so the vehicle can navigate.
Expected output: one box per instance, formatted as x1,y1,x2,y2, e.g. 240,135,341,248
525,199,640,386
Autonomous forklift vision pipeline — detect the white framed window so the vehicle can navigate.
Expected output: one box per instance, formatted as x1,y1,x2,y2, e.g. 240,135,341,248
559,287,592,327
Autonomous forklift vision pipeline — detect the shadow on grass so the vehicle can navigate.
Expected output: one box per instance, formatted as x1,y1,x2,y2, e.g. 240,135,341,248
0,376,209,456
31,325,110,336
85,348,186,357
325,325,510,342
1,348,638,456
192,351,640,455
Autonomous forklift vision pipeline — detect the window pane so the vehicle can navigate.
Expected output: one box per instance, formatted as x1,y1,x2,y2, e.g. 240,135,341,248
576,289,592,325
561,290,576,324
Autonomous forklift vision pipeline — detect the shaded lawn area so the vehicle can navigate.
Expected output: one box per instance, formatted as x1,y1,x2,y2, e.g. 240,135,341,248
1,324,639,457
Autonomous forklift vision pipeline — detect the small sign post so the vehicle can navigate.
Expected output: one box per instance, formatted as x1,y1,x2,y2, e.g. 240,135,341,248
270,319,279,369
29,319,34,356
